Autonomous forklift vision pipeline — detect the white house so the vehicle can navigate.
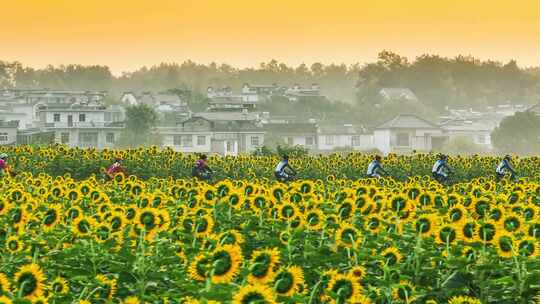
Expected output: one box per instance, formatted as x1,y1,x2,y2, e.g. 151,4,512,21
241,83,280,102
374,114,444,155
284,84,324,102
440,119,496,149
379,88,419,103
263,122,318,149
35,103,125,149
0,103,38,130
1,89,106,104
317,124,373,152
0,120,19,146
159,112,264,156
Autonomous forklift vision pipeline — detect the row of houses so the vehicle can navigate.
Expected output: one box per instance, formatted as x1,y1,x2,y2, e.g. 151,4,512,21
207,83,327,103
1,88,539,155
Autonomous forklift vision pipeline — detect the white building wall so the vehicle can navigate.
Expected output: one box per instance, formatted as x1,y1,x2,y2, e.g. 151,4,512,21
45,111,105,126
0,128,18,145
245,133,265,153
161,133,212,153
374,130,391,155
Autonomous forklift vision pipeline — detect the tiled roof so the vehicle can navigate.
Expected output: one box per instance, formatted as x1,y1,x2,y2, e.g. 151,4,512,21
376,114,439,130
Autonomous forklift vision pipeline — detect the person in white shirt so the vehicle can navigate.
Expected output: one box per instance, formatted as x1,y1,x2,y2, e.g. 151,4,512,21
274,155,296,182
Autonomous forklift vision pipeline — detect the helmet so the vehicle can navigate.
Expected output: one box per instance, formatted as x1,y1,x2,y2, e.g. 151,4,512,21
0,153,7,159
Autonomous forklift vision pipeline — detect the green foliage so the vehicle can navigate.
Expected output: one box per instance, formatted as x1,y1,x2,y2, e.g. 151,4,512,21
118,104,160,147
440,136,488,155
491,111,540,155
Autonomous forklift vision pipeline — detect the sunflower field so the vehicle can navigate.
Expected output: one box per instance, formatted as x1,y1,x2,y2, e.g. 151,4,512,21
0,146,540,304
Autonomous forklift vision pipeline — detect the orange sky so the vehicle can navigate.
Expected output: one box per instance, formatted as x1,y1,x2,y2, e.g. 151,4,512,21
1,0,540,74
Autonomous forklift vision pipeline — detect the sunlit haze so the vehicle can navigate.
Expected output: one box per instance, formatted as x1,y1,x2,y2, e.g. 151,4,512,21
2,0,540,74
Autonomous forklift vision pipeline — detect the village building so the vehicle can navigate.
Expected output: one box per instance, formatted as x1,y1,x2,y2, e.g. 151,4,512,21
379,88,419,103
159,111,264,156
440,119,495,150
241,83,280,102
0,89,106,104
373,114,444,154
284,84,325,102
263,122,318,149
35,102,125,149
317,124,373,152
0,120,20,146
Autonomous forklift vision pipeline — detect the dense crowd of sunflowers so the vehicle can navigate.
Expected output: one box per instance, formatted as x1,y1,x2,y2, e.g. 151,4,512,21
1,154,540,304
1,145,539,181
1,146,540,303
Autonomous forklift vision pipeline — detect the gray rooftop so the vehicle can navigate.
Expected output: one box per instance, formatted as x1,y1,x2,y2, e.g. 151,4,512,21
376,114,439,130
193,111,260,121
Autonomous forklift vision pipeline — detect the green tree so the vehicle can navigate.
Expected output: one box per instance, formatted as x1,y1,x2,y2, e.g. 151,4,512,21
491,111,540,155
118,104,160,147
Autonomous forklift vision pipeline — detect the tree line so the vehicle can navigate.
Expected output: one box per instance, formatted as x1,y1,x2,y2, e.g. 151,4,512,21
1,51,539,125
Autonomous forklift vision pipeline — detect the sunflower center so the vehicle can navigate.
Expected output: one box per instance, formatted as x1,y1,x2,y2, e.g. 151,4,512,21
275,271,294,294
17,273,38,297
241,291,266,304
251,254,271,278
212,251,232,276
332,279,353,299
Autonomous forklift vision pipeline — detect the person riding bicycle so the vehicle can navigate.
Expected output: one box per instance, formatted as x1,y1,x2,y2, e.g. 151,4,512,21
192,154,213,181
496,155,517,181
106,158,128,179
366,155,388,178
432,154,453,183
274,155,296,182
0,153,16,178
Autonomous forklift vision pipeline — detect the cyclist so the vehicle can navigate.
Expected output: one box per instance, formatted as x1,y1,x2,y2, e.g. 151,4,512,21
0,153,16,178
106,158,128,179
192,154,213,181
432,154,453,184
274,155,296,182
366,155,388,178
496,154,517,181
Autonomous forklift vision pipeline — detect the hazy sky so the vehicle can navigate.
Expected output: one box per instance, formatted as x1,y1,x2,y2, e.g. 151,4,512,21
2,0,540,74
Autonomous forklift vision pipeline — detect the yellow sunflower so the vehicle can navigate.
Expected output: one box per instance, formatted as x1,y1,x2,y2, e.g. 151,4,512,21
232,284,276,304
247,248,281,284
13,263,46,300
273,266,305,297
210,244,243,284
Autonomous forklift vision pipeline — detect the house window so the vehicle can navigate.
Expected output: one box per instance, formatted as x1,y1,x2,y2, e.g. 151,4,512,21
174,135,193,147
306,136,314,146
104,112,112,122
106,133,115,144
251,136,260,146
325,135,334,145
79,114,86,122
287,137,293,145
476,134,488,144
53,113,61,122
352,136,361,146
0,133,8,142
197,136,206,146
79,132,98,144
396,132,410,146
61,132,70,144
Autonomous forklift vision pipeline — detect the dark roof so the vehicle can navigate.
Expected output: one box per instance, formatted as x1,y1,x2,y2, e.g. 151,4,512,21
376,114,440,130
